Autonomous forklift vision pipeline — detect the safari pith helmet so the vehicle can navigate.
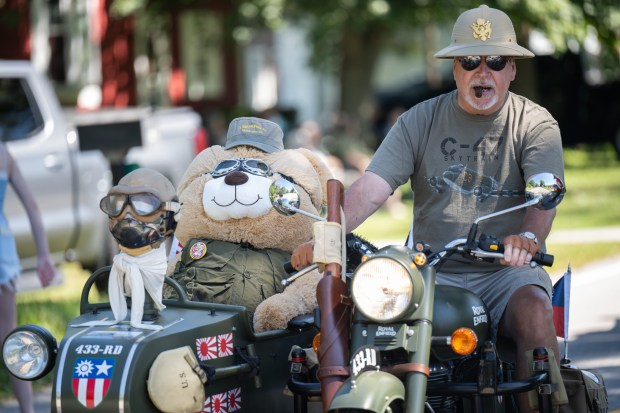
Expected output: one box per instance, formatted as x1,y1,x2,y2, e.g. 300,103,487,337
434,4,534,59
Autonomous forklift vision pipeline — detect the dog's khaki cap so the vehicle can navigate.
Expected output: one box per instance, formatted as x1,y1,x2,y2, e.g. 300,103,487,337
147,346,207,413
434,4,534,58
108,167,177,202
225,116,284,153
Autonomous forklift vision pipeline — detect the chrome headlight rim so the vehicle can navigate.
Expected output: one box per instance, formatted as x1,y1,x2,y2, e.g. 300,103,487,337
351,250,423,323
2,324,57,381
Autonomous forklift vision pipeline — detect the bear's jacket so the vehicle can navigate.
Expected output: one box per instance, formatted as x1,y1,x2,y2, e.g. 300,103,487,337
169,239,288,313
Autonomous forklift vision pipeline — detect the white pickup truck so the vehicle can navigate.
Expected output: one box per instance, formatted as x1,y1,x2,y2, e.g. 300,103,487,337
0,60,204,278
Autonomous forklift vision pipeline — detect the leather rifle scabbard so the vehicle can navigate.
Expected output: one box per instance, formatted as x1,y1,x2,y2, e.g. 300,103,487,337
317,179,350,411
317,274,351,411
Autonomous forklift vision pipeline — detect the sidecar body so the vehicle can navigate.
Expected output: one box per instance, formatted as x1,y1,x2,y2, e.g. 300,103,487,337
3,267,320,413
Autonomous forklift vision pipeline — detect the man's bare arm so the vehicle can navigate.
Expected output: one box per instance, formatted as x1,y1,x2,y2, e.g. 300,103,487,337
344,171,393,233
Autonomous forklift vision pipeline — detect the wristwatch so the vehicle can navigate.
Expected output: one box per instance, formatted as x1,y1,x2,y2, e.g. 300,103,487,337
519,231,538,244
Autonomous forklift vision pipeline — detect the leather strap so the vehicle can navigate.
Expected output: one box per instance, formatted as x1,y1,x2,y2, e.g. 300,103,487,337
383,363,430,377
318,366,350,379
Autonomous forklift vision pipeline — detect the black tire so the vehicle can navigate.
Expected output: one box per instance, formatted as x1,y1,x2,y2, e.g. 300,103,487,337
613,126,620,159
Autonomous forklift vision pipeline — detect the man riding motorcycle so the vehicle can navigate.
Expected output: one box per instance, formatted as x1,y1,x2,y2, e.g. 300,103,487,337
292,5,565,412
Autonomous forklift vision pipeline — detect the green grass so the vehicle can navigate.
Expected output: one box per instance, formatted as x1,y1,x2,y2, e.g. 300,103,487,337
1,146,619,402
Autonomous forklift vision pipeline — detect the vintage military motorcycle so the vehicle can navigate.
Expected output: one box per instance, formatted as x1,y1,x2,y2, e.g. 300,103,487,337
270,172,566,413
2,173,565,413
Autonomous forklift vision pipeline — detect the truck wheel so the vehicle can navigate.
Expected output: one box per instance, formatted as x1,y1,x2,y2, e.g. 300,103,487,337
614,127,620,159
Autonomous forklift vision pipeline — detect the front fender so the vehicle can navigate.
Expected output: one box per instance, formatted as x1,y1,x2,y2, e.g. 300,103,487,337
328,371,404,412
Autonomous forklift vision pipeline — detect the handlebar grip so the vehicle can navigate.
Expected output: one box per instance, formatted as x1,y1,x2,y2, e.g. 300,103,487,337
533,252,554,267
478,235,554,267
283,261,295,274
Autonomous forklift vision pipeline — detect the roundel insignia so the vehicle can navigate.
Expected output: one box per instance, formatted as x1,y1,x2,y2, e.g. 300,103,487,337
189,242,207,260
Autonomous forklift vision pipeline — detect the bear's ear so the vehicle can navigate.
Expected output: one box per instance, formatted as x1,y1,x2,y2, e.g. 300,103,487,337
296,148,333,210
177,145,230,195
269,148,333,212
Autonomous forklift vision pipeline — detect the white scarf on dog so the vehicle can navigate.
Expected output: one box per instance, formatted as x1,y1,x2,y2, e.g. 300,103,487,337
78,247,167,331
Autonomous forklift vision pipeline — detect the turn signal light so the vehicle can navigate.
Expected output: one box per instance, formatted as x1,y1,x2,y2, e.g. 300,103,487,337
413,253,427,266
312,333,321,355
450,328,478,355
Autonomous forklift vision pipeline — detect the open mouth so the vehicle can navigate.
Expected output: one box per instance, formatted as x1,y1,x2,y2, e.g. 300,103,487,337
473,86,493,98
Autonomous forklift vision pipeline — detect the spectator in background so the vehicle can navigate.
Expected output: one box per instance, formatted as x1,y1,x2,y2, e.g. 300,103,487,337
0,141,56,413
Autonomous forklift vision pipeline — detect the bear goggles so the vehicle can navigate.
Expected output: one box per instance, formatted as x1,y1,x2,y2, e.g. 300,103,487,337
100,193,179,217
210,158,273,178
458,55,509,72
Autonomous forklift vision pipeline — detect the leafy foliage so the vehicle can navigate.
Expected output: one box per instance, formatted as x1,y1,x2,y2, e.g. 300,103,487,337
111,0,620,113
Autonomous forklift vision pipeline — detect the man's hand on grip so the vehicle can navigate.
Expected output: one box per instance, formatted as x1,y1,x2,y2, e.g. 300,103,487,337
500,234,540,267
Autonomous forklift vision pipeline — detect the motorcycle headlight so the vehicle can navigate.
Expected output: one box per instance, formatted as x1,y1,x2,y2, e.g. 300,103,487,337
351,247,424,323
2,325,57,381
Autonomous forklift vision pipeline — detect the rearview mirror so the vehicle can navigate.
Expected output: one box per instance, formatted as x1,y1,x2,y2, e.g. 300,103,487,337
269,178,300,216
269,179,325,221
525,173,566,210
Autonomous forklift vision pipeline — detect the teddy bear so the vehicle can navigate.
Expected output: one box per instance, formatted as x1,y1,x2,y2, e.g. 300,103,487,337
167,116,332,332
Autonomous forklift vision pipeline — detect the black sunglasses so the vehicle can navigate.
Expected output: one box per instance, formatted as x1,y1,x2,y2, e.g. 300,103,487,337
458,56,509,72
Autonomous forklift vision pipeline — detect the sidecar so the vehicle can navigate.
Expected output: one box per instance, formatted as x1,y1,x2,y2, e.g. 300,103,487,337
3,267,321,413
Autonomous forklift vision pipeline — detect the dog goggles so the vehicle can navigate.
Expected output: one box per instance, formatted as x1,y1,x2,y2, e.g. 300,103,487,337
100,193,179,217
210,158,273,178
458,55,508,72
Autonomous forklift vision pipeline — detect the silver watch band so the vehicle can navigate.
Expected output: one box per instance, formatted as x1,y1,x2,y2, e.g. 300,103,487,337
519,231,538,244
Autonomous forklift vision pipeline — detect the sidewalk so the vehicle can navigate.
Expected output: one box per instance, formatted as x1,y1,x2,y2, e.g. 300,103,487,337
547,226,620,244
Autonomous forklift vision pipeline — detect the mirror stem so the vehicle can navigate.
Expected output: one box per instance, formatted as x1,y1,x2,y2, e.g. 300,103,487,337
473,196,541,225
282,202,326,221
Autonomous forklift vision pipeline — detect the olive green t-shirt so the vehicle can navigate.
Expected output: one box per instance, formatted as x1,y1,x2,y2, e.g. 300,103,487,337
368,91,564,272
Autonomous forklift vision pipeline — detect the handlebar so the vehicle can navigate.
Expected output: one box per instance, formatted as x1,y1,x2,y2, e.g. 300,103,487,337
427,233,554,268
474,234,554,267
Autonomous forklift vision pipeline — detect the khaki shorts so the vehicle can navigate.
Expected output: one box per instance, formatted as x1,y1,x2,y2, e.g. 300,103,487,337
437,265,552,337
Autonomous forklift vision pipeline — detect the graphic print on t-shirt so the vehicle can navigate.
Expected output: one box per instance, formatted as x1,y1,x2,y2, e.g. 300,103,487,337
425,135,524,202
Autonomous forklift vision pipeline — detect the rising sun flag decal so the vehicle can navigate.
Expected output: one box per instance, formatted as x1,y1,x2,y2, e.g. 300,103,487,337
196,332,234,361
201,388,243,413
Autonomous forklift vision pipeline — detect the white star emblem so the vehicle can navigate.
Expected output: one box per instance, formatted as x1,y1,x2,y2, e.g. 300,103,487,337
96,360,113,376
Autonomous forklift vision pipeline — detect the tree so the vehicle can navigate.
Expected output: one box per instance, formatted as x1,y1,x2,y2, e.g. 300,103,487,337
113,0,620,120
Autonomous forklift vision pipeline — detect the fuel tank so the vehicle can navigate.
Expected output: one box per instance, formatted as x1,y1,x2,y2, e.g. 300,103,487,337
431,285,490,360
